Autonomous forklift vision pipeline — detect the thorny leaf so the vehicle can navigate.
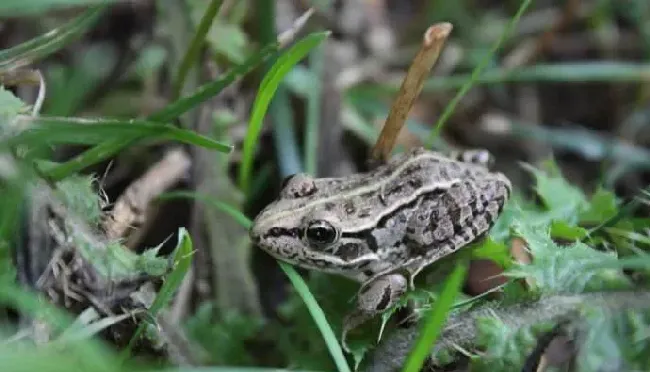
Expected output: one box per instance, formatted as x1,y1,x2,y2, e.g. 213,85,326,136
506,223,631,293
521,161,589,224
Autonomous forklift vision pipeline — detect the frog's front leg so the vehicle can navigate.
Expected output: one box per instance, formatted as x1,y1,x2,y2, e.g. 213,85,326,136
342,274,407,351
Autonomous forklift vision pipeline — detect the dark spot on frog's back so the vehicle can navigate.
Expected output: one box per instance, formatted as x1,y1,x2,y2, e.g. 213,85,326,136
407,177,423,189
324,202,336,211
401,163,422,178
343,200,356,215
357,208,371,218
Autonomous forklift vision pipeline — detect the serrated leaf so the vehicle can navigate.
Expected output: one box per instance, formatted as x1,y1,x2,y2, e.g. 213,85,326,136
507,223,631,293
0,86,27,126
55,174,103,226
550,220,588,241
521,162,588,223
473,313,555,370
122,228,194,357
580,188,620,225
576,306,650,372
471,237,512,269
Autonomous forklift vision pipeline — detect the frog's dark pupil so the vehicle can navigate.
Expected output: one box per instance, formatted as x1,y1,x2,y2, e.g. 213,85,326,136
306,221,337,245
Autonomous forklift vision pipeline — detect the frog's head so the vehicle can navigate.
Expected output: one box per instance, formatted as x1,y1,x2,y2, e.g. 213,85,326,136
250,173,378,274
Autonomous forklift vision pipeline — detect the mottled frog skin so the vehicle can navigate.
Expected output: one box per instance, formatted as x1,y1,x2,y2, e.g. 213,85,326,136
250,147,511,346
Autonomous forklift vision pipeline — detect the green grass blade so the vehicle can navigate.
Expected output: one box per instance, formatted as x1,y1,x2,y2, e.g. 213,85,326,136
160,191,350,372
172,0,222,100
43,138,135,181
4,116,231,151
158,191,252,229
304,43,324,175
270,86,303,177
152,368,321,372
23,117,231,181
46,25,281,180
401,261,469,372
122,227,194,359
0,284,119,371
238,31,330,193
278,261,352,372
0,0,118,16
0,6,105,71
149,41,283,123
426,0,532,145
358,62,650,96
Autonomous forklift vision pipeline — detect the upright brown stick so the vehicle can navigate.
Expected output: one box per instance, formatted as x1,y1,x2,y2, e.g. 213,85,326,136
370,23,453,164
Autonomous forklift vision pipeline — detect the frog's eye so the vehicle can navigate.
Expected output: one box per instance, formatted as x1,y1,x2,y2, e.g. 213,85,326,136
305,220,339,246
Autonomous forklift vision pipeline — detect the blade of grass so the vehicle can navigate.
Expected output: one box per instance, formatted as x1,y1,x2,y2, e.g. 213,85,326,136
152,368,320,372
401,260,469,372
49,38,285,179
149,41,284,123
158,191,251,229
0,6,105,71
304,42,324,175
43,138,136,181
358,62,650,96
277,261,352,372
121,227,194,359
271,86,303,177
4,116,231,152
0,283,119,371
172,0,222,100
158,191,351,372
238,31,330,193
426,0,532,145
0,0,118,16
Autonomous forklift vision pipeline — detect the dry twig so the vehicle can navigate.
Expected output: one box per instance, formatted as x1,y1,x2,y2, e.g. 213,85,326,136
370,23,453,164
102,148,191,246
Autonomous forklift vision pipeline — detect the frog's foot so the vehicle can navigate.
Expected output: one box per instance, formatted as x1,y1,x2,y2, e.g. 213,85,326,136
342,274,408,352
341,310,373,353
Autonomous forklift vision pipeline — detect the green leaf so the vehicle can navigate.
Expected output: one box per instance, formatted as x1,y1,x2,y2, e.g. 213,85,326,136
279,262,351,372
3,116,231,151
0,86,28,125
123,228,194,358
550,220,588,241
402,260,469,372
360,62,650,95
473,313,555,370
0,7,104,70
149,40,284,123
158,191,252,229
0,0,117,16
575,305,650,372
507,223,631,293
172,0,222,100
426,0,532,144
44,138,137,181
580,188,620,225
470,237,512,269
55,174,103,226
238,31,330,193
522,162,588,223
